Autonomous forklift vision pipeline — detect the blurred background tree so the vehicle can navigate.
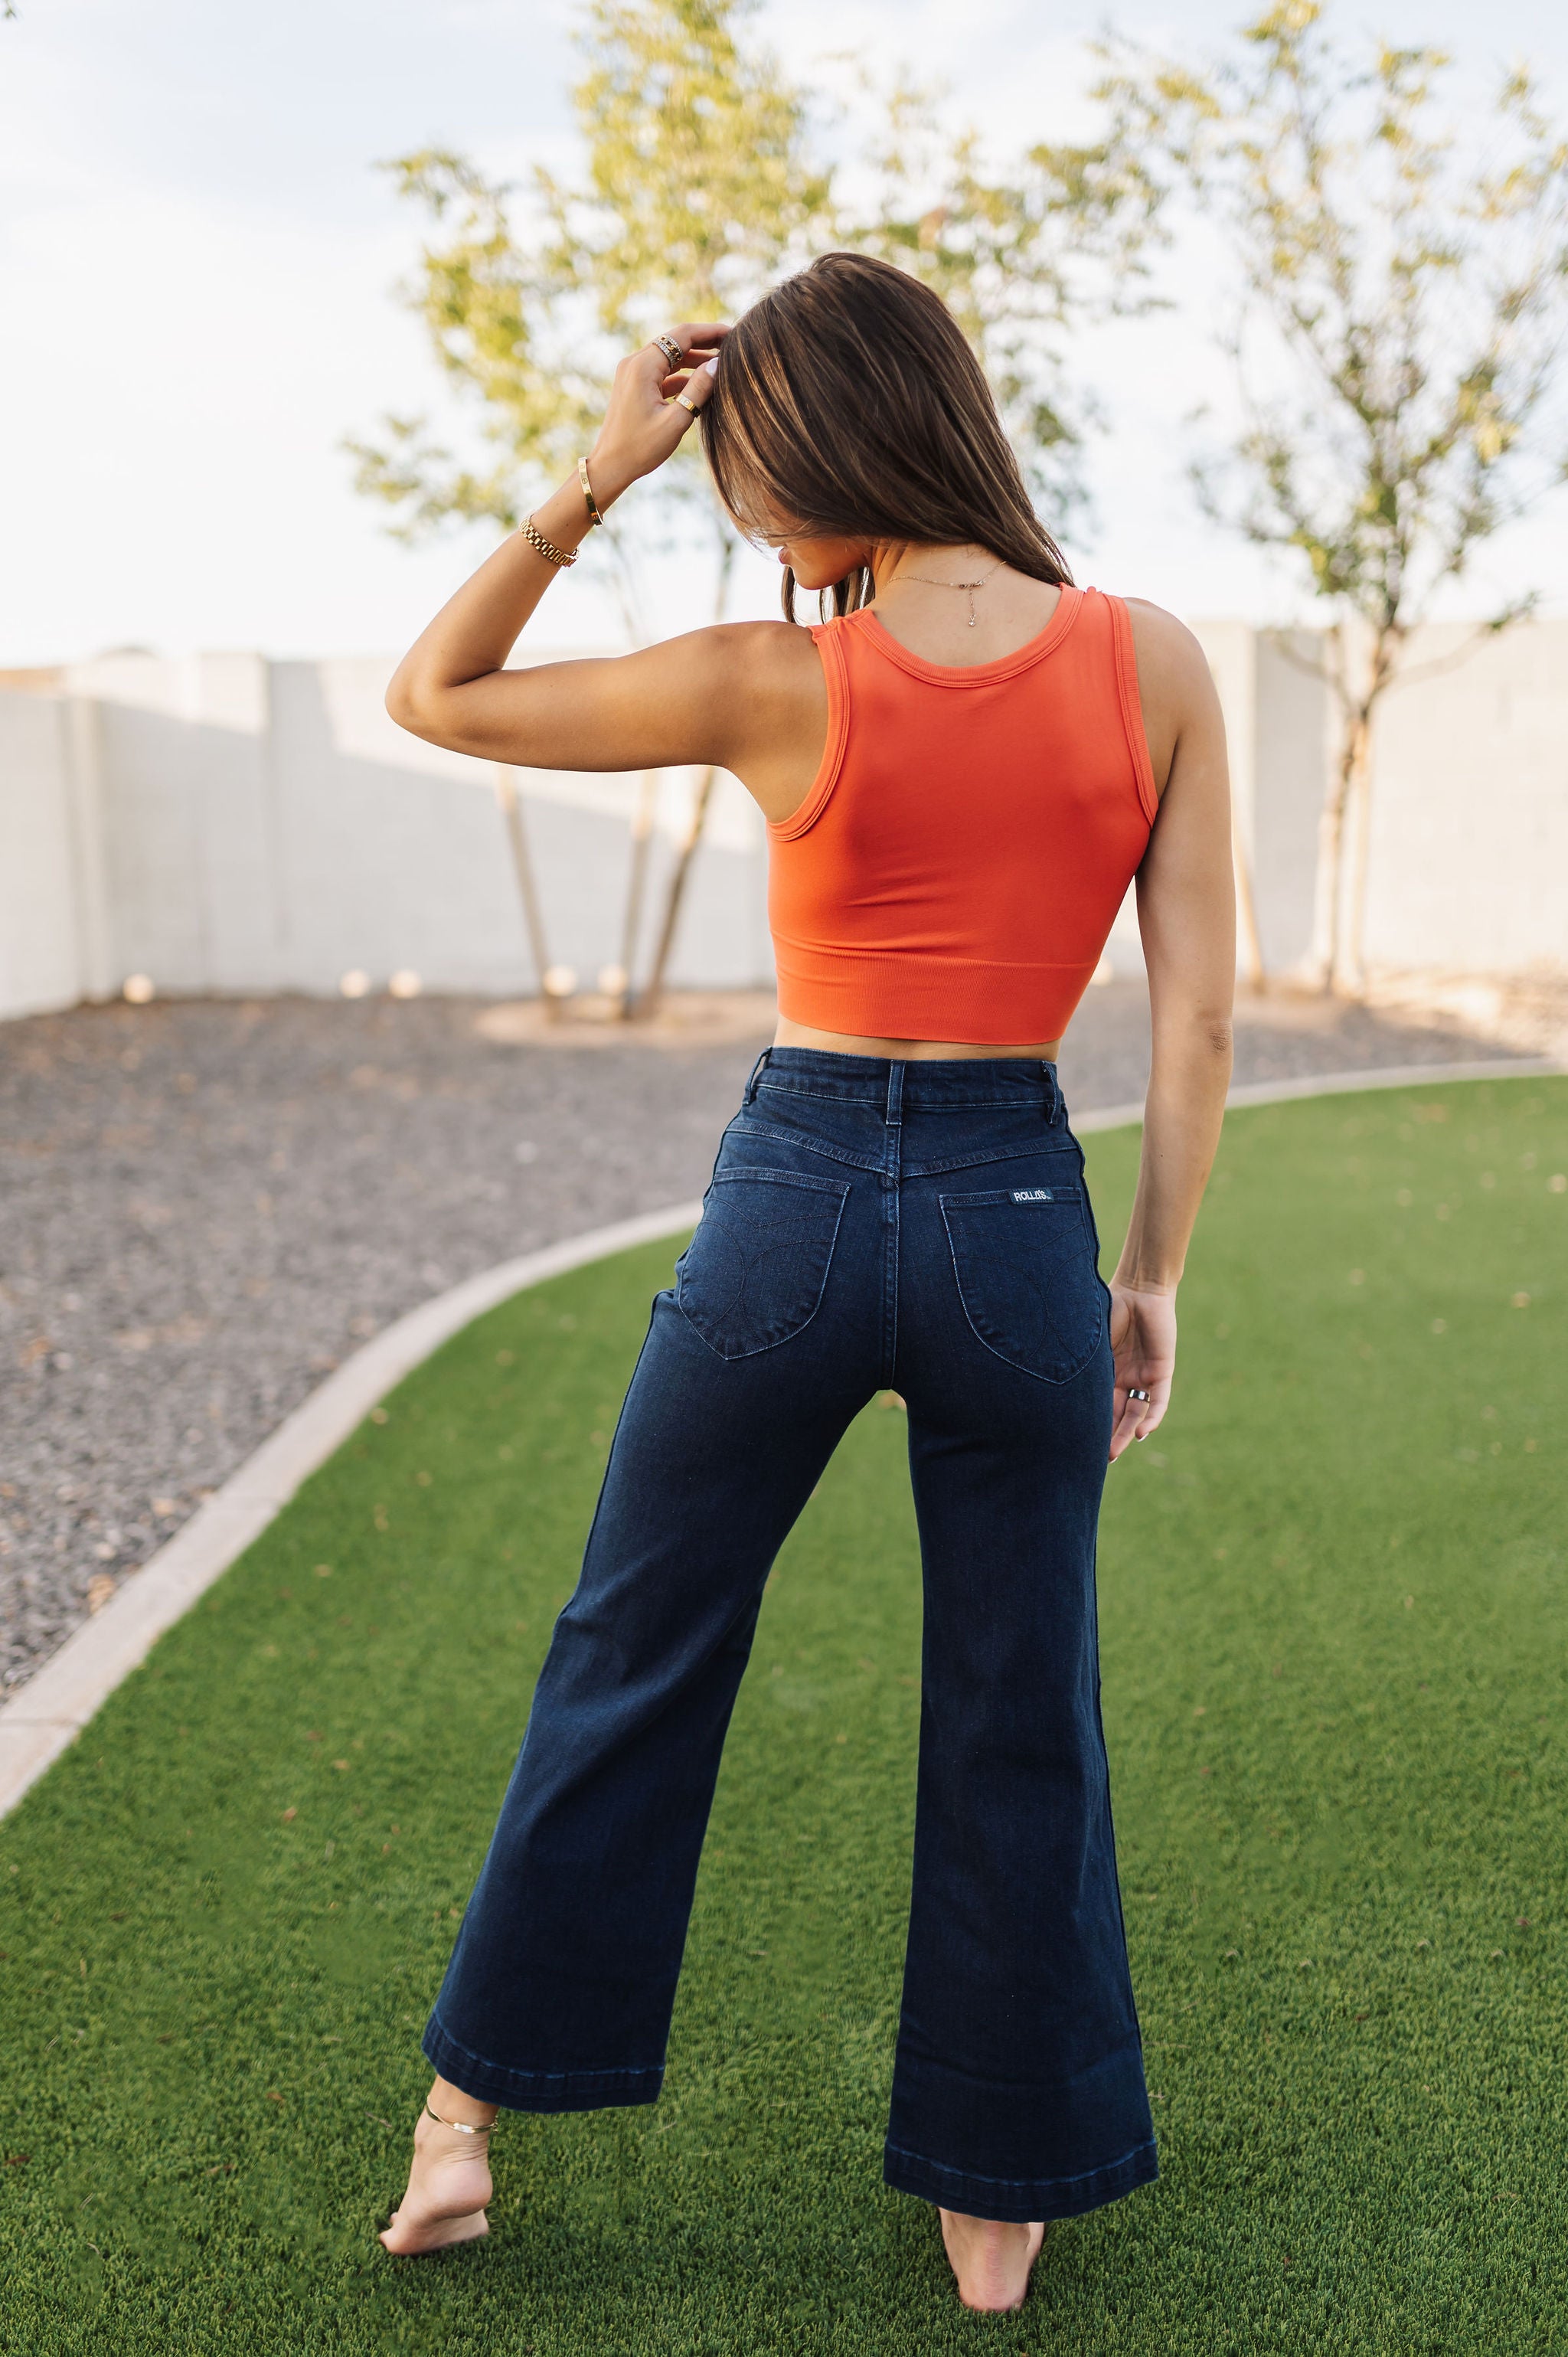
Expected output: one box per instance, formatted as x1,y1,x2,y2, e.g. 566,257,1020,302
1101,1,1568,995
350,0,1158,1017
349,0,830,1012
845,70,1160,532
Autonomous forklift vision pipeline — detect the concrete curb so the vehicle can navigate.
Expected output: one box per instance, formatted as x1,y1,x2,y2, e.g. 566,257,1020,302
0,1201,703,1819
1071,1054,1566,1137
2,1050,1563,1821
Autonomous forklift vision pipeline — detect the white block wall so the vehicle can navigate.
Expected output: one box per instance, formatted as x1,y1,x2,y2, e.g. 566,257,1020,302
2,623,1564,1022
1361,623,1567,975
0,650,772,1018
0,695,85,1018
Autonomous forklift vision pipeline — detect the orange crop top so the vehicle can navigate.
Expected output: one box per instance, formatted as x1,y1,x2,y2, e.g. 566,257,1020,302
767,584,1159,1046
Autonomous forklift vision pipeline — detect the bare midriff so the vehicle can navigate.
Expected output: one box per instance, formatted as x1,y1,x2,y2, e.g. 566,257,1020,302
773,1016,1064,1063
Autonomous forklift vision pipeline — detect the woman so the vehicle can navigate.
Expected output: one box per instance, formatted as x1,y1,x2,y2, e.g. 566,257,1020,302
378,253,1233,2314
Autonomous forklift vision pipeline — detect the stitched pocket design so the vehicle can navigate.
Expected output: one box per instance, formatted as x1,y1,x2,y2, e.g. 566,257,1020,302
677,1169,850,1360
941,1185,1107,1384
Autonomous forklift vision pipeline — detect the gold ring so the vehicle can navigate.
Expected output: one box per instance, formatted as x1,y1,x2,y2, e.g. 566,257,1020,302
653,333,683,369
674,393,699,414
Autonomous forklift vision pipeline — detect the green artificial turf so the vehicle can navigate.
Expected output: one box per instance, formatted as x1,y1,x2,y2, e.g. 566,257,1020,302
1,1076,1564,2355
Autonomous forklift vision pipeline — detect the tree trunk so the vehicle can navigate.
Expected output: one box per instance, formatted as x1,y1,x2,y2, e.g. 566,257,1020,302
1312,709,1370,996
632,527,738,1018
492,766,557,1015
1308,613,1397,999
1306,744,1349,995
1338,720,1377,997
587,526,650,1016
612,770,661,1017
635,766,718,1017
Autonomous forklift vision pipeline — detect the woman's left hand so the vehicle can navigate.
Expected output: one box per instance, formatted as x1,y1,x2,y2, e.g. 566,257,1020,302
1107,1283,1175,1461
586,323,729,505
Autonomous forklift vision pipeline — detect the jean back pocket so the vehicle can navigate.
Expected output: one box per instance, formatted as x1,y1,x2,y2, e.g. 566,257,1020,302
677,1167,850,1360
941,1183,1107,1384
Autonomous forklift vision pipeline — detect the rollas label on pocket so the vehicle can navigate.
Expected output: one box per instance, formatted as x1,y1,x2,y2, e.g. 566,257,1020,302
941,1185,1106,1384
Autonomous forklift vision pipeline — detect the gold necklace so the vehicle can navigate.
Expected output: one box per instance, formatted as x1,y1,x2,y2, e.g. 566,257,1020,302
893,559,1000,626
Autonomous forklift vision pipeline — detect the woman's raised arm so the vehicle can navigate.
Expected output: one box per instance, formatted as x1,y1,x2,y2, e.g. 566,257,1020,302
1106,604,1236,1462
384,325,767,776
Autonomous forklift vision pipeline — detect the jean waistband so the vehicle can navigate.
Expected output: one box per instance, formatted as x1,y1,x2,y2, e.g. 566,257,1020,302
743,1045,1063,1122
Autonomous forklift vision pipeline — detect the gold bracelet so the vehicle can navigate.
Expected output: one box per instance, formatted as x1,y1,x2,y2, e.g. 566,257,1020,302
577,456,603,528
521,515,577,569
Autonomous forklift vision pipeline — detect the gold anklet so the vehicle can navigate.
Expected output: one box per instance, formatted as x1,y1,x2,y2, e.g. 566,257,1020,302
424,2099,494,2137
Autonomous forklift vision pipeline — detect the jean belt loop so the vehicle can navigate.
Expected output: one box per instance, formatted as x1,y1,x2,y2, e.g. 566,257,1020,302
884,1058,905,1129
743,1046,773,1107
1041,1059,1062,1126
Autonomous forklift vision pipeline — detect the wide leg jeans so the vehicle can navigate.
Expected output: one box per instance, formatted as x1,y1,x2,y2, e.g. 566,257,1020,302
423,1048,1156,2224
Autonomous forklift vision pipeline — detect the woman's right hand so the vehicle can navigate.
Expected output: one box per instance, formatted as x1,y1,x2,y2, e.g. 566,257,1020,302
587,323,728,508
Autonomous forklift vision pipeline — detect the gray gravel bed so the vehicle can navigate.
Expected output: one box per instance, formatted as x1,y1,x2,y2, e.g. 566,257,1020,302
0,984,1515,1693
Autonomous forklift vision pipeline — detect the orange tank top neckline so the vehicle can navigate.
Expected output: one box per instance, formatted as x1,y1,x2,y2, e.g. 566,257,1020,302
765,584,1158,1048
850,580,1081,690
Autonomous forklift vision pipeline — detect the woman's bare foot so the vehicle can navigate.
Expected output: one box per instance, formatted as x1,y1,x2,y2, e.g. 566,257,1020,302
379,2079,499,2255
939,2209,1047,2311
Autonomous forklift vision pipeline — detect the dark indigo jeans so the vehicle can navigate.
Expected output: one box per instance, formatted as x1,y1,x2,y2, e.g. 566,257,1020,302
424,1048,1156,2225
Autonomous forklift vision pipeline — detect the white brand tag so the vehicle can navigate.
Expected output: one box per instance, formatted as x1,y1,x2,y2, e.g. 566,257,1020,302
1011,1188,1055,1202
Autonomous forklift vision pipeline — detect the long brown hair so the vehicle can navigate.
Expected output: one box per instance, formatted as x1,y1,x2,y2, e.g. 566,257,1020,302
701,250,1072,622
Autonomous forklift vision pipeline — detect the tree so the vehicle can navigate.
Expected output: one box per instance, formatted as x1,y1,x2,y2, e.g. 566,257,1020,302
351,0,1157,1013
841,73,1161,534
351,0,832,1011
1099,2,1568,993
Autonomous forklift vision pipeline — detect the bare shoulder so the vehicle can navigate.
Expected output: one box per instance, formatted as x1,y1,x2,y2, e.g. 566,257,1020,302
1119,597,1224,798
701,618,825,688
648,619,826,817
1122,599,1218,704
682,619,826,781
647,616,823,713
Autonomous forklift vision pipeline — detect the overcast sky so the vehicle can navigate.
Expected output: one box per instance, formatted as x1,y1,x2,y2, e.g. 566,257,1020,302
3,0,1566,663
